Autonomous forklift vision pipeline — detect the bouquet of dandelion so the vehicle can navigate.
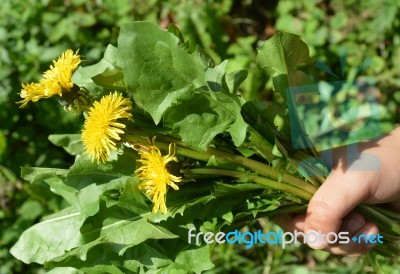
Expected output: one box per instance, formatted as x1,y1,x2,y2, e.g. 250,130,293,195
11,22,400,272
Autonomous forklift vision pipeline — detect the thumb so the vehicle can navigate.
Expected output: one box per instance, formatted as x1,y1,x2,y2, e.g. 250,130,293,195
304,166,376,249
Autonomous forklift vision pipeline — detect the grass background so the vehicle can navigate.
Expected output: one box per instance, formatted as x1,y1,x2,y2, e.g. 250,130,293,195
0,0,399,273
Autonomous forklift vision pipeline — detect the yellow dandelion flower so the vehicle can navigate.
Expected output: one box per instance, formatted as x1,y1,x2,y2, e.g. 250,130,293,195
82,92,132,163
43,49,81,90
18,49,81,108
136,140,181,214
41,78,63,97
19,82,48,108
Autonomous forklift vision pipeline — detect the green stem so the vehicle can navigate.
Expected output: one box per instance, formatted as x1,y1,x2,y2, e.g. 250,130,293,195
365,253,384,274
257,204,307,218
185,168,313,200
125,133,211,161
205,146,317,194
126,131,400,241
228,204,307,231
369,205,400,221
125,130,317,194
357,204,400,235
126,131,316,195
378,231,400,242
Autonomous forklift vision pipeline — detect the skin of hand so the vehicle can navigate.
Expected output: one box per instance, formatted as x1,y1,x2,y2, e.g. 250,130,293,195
277,127,400,256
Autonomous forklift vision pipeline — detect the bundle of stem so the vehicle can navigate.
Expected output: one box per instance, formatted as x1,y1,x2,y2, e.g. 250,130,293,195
125,129,400,254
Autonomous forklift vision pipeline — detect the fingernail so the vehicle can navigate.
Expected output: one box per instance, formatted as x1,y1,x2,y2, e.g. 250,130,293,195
305,230,327,249
307,240,327,249
342,218,364,233
359,226,378,245
294,220,305,231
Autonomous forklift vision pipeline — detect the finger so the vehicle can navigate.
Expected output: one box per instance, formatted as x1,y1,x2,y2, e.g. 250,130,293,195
292,214,306,231
304,168,375,249
284,212,367,248
326,222,379,256
272,215,293,231
340,211,365,236
274,211,378,255
273,214,306,232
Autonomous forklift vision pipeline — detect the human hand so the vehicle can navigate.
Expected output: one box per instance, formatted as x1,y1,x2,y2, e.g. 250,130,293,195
278,127,400,255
